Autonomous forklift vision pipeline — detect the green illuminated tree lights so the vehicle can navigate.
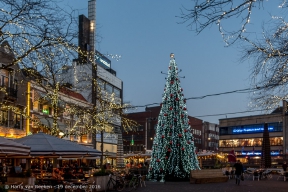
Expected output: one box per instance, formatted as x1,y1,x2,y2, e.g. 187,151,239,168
148,54,200,180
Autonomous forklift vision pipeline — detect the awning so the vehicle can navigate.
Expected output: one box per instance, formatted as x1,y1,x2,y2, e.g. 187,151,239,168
34,115,67,131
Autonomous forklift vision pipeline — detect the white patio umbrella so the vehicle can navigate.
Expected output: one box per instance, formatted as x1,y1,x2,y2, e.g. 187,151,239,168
14,132,101,157
0,136,30,157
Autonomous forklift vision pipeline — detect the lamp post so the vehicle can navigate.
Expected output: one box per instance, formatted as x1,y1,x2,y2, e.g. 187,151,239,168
208,137,211,151
105,150,109,164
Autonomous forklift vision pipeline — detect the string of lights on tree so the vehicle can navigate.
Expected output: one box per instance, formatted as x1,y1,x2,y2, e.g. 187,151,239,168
148,54,200,181
180,0,288,111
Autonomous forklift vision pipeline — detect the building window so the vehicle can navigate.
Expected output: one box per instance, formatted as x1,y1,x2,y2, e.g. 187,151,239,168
114,88,120,97
33,101,39,111
13,79,17,90
0,110,8,126
42,105,49,115
13,113,21,129
106,83,113,94
138,125,144,131
97,78,105,90
42,79,48,86
1,75,8,87
39,103,43,112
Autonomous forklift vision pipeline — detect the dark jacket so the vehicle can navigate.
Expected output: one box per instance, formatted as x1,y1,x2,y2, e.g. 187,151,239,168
283,163,287,171
234,162,244,175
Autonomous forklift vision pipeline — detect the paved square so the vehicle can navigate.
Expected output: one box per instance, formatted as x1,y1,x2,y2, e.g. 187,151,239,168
135,175,288,192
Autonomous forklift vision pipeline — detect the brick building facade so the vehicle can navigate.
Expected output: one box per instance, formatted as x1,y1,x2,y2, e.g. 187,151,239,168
124,106,205,154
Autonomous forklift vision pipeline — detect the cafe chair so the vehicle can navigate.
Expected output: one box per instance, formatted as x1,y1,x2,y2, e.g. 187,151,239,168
225,170,231,179
276,170,285,181
244,170,253,179
253,172,260,181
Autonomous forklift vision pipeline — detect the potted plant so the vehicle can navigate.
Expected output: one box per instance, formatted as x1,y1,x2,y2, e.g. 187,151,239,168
90,168,110,191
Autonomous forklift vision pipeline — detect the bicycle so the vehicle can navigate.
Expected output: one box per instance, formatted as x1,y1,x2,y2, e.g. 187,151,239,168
105,173,125,192
126,174,146,191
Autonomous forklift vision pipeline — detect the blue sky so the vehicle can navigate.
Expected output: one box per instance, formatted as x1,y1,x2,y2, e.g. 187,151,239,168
62,0,282,124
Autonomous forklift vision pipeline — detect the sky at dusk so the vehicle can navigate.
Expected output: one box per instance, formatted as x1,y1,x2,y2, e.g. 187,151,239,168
60,0,282,124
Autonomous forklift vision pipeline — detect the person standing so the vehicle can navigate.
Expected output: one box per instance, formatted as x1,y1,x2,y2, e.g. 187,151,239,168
283,161,287,172
234,160,244,185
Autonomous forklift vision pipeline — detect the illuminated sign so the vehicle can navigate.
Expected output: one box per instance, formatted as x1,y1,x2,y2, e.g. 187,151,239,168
232,127,273,133
43,109,49,114
95,51,111,69
241,151,280,156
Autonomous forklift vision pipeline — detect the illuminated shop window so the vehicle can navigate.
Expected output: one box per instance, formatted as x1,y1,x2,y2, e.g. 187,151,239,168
13,113,21,129
219,137,283,147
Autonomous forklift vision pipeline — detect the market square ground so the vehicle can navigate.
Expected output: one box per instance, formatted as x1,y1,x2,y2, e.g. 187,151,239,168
136,176,288,192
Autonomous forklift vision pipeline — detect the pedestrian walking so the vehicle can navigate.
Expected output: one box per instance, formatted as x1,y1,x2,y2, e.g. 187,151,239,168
233,160,244,185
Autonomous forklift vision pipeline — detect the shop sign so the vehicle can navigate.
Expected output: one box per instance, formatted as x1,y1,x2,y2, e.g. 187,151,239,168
96,133,118,144
241,151,281,156
232,127,273,133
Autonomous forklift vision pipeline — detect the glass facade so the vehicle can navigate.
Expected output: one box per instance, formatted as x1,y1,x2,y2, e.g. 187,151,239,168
219,122,282,135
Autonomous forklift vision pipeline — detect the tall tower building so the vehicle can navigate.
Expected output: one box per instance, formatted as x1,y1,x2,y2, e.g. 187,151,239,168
60,0,124,168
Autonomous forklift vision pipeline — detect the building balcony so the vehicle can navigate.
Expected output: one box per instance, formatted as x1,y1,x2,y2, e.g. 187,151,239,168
0,86,17,99
6,87,17,98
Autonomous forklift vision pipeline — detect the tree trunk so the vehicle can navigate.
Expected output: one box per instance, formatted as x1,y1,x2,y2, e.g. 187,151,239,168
100,130,104,167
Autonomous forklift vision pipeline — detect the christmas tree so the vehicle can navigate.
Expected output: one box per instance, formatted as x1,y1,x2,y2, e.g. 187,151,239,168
148,53,200,181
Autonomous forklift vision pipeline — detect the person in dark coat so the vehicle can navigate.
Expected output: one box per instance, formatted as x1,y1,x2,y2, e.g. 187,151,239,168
283,161,287,171
233,160,244,185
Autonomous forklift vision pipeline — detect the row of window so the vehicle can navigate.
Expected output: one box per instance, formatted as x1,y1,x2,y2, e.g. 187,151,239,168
208,133,219,139
208,142,218,147
97,78,121,98
122,135,144,141
194,138,202,144
192,129,201,136
0,74,17,89
0,110,22,129
219,122,283,135
123,145,144,153
219,137,283,147
207,124,219,132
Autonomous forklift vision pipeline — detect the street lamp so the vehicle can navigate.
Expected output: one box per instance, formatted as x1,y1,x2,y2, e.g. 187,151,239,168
208,137,211,151
105,150,109,164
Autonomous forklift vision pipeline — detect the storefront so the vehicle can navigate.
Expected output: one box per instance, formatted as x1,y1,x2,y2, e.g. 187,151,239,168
219,111,284,166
